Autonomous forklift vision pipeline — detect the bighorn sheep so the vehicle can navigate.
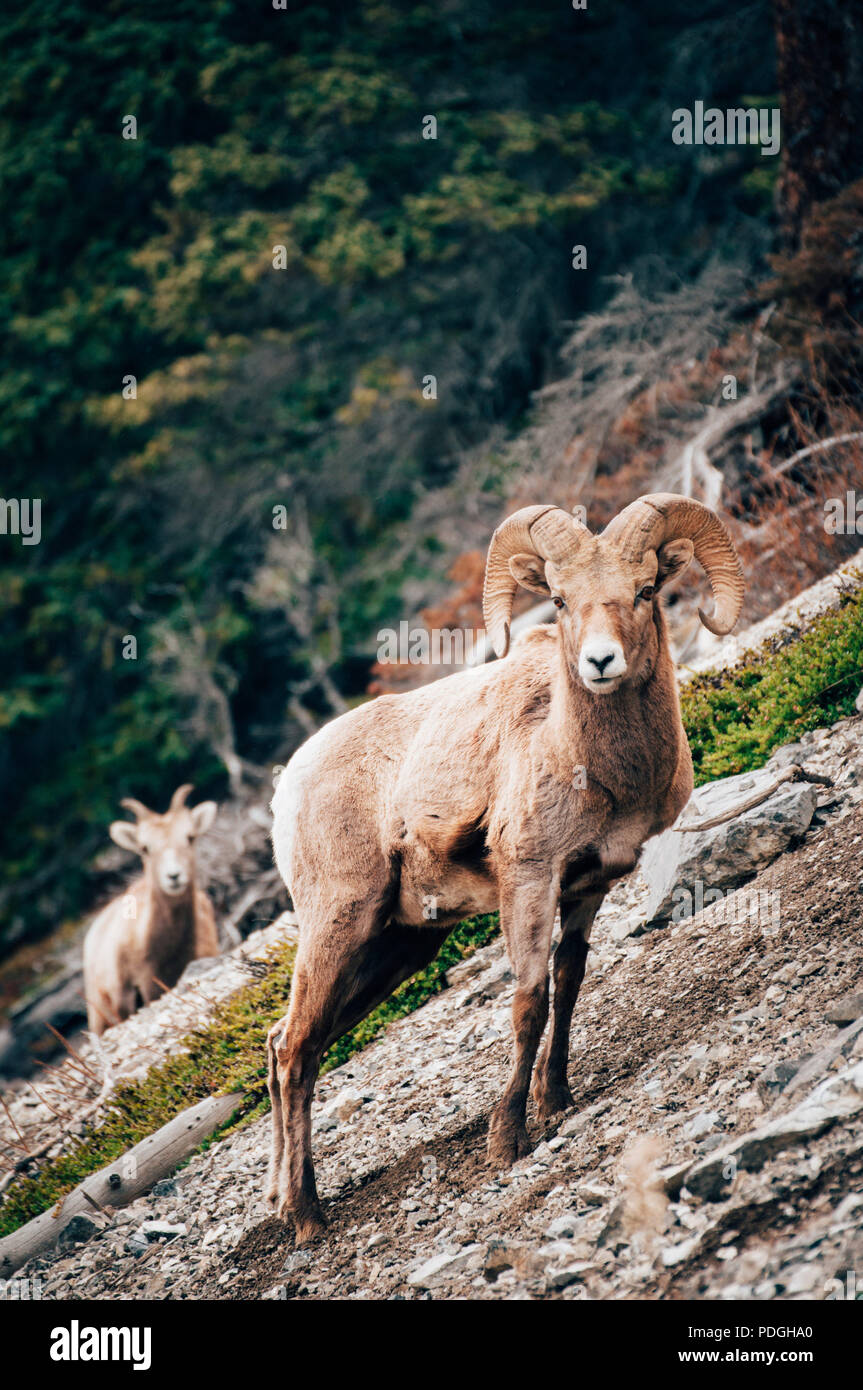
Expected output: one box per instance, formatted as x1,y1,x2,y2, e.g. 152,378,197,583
267,493,744,1241
83,785,219,1035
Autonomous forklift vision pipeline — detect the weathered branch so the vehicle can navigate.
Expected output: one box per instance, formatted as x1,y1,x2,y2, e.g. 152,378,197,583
770,431,863,477
675,765,832,833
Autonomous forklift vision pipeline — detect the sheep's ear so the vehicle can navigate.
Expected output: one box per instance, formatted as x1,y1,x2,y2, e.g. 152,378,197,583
109,820,141,854
655,538,694,590
508,553,551,597
189,800,217,837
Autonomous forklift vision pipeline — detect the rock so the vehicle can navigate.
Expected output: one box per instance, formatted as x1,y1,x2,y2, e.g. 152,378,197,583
640,771,817,924
260,1284,287,1301
756,1057,811,1107
826,994,863,1027
444,956,487,988
545,1214,578,1239
767,742,809,770
781,1017,863,1100
577,1182,613,1207
795,960,824,980
318,1086,364,1126
610,912,646,942
484,1239,545,1281
683,1110,721,1141
463,959,513,1005
661,1236,699,1267
736,1089,762,1113
831,1192,863,1225
696,1134,727,1155
558,1113,589,1139
407,1245,481,1288
537,1239,582,1264
57,1212,107,1249
660,1161,694,1199
140,1220,187,1241
545,1262,592,1290
596,1201,626,1248
732,1005,769,1025
281,1249,313,1276
685,1059,863,1201
783,1264,819,1294
336,1092,363,1123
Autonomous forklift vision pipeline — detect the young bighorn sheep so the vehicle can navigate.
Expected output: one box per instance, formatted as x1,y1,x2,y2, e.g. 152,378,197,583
266,493,744,1241
83,785,219,1035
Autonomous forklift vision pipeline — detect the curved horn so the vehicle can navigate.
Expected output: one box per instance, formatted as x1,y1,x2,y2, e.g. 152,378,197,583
482,505,588,659
120,797,152,821
603,493,744,636
169,783,194,812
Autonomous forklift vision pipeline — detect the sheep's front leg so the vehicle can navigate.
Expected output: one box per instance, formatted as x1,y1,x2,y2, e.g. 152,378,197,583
532,891,604,1118
487,877,558,1168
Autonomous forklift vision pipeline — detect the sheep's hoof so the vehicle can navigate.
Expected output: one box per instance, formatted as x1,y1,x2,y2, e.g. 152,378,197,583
487,1116,531,1169
293,1208,327,1246
533,1079,575,1119
264,1165,283,1210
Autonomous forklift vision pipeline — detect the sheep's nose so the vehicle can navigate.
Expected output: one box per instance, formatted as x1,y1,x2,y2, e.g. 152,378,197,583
167,870,181,885
588,651,615,675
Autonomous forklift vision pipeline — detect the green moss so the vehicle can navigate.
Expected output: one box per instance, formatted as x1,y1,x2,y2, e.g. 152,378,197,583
681,587,863,785
2,586,862,1238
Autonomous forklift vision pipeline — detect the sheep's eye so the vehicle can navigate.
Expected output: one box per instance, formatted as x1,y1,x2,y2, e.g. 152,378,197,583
552,596,565,610
636,585,655,604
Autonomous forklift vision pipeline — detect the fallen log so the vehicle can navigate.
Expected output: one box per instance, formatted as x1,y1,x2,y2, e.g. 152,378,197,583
0,1090,245,1278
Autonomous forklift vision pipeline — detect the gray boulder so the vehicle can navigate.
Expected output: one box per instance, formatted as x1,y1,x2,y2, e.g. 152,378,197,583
640,768,817,924
684,1059,863,1201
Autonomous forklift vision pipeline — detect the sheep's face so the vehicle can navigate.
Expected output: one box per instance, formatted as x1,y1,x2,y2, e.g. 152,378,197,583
109,801,217,896
510,535,694,695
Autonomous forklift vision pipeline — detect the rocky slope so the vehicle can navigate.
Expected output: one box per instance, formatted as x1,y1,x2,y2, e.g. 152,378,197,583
6,696,863,1301
4,557,863,1301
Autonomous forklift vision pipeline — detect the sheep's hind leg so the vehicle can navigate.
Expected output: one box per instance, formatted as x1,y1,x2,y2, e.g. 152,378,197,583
531,892,604,1119
270,921,450,1244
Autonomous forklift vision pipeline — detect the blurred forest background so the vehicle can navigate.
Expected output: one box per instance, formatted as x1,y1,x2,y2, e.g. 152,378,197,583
1,0,862,972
